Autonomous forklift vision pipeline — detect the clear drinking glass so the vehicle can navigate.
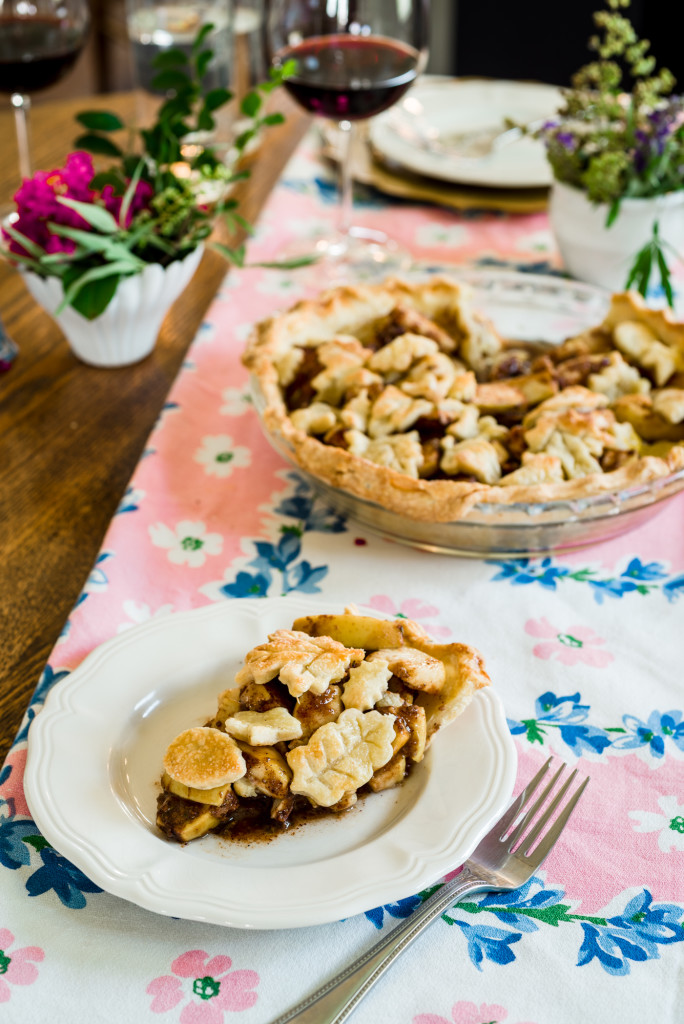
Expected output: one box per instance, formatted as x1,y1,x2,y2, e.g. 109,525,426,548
0,0,90,181
233,0,265,99
125,0,233,94
265,0,430,279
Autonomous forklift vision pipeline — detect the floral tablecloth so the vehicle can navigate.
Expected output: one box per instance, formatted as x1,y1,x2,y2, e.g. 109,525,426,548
2,133,683,1024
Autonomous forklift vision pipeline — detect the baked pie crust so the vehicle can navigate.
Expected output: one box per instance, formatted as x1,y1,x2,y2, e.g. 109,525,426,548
156,609,490,843
244,280,684,522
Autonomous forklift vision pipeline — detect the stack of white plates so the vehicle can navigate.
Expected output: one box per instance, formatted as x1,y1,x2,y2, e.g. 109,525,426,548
369,77,563,191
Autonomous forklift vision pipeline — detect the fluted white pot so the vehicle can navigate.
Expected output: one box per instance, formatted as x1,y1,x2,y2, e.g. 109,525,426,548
549,180,684,292
22,245,204,367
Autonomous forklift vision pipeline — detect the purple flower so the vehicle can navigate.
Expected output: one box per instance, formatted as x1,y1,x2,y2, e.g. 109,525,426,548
556,131,576,151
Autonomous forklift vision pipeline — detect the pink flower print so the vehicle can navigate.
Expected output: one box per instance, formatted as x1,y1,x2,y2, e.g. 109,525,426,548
414,1001,536,1024
367,596,451,638
0,749,30,817
0,928,44,1003
524,618,614,667
147,949,259,1023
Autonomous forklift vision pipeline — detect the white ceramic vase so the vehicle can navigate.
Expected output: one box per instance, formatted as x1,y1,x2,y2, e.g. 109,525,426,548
549,180,684,293
22,245,204,368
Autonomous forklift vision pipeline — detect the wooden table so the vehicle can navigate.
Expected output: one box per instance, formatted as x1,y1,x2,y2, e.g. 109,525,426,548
0,90,309,766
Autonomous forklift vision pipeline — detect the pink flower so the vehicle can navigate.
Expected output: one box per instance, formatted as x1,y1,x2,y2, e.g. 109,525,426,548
147,949,259,1023
524,617,613,667
0,928,44,1003
102,179,154,228
0,749,30,817
59,151,97,200
5,151,97,258
414,1001,536,1024
367,596,451,638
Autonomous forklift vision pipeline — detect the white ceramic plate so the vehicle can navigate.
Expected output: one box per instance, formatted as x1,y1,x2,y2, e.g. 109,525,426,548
369,78,562,188
24,597,517,929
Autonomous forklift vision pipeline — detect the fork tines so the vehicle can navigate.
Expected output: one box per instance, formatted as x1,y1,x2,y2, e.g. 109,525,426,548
505,757,589,862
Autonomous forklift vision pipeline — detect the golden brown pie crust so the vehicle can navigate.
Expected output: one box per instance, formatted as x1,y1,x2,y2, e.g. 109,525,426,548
244,279,684,523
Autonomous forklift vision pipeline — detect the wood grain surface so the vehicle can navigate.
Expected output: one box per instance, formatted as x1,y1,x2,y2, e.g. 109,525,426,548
0,90,309,766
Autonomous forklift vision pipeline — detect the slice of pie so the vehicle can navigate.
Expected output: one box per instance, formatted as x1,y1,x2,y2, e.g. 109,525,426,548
243,279,684,521
155,608,490,843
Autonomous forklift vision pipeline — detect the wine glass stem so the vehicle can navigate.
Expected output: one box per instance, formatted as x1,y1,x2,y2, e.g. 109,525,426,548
336,119,356,239
11,93,32,181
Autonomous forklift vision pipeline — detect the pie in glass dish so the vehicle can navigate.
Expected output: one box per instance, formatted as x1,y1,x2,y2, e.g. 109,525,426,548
156,608,490,843
243,279,684,522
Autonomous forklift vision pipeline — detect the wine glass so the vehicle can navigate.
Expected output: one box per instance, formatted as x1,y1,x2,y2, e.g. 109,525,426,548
0,0,90,183
266,0,430,279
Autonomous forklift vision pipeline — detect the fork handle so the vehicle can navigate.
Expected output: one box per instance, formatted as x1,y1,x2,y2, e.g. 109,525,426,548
270,866,486,1024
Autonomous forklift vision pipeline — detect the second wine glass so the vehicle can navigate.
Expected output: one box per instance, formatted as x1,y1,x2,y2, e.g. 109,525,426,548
0,0,90,183
266,0,430,279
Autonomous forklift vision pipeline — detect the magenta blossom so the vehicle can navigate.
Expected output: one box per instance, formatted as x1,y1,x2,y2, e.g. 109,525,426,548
4,151,97,258
2,151,152,257
147,949,259,1023
0,928,45,1004
524,617,614,667
102,179,154,228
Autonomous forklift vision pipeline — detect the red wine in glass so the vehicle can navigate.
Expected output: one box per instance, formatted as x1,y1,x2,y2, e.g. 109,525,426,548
280,34,420,120
266,0,429,277
0,17,84,94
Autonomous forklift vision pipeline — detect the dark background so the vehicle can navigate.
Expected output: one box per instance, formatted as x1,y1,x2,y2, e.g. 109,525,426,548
452,0,682,88
11,1,684,105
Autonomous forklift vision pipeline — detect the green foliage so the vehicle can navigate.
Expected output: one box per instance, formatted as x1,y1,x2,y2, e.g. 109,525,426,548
625,221,676,306
6,25,295,318
535,0,683,305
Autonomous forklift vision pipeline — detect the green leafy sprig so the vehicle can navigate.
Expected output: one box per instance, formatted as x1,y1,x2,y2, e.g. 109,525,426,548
534,0,684,305
2,26,298,319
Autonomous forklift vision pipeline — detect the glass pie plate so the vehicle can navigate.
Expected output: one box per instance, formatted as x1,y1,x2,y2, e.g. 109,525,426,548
250,267,684,558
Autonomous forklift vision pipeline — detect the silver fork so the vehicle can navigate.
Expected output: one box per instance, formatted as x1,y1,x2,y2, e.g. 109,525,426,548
272,757,588,1024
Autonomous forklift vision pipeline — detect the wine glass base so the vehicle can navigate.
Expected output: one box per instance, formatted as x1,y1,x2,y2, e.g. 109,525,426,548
280,226,414,284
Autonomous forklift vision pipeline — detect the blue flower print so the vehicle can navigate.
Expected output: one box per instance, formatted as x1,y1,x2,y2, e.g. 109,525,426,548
610,890,684,949
215,529,328,600
209,473,340,600
13,665,70,745
219,570,271,599
418,873,684,974
621,558,669,582
509,691,684,761
25,844,102,908
275,474,347,534
476,876,566,933
508,691,612,755
364,894,422,929
490,555,680,603
115,485,142,515
450,919,523,969
611,710,684,758
663,574,684,602
577,890,684,976
587,560,666,602
578,922,649,975
491,558,570,591
0,816,41,870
